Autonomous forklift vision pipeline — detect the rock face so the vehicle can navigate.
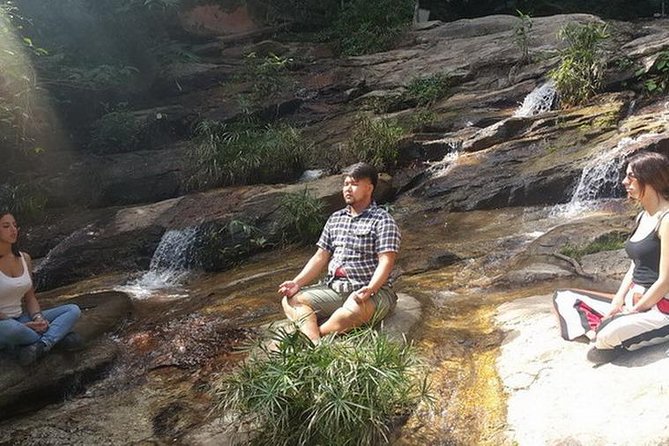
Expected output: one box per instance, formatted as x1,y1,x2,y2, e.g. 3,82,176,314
32,174,395,290
0,291,132,418
496,294,669,445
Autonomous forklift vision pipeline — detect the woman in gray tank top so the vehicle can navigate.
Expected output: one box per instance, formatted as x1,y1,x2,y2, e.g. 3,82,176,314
0,212,83,366
553,151,669,365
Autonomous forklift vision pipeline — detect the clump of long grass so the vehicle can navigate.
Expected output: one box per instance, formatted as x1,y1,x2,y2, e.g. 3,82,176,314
276,188,326,245
549,22,609,107
188,118,309,190
212,326,432,446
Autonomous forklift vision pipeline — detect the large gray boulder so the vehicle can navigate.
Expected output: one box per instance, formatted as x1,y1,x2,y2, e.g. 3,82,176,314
497,294,669,445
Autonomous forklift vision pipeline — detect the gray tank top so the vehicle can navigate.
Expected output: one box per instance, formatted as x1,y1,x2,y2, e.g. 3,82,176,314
625,211,669,287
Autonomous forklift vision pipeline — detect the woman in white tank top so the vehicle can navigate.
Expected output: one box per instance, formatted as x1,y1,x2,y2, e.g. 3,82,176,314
0,212,82,366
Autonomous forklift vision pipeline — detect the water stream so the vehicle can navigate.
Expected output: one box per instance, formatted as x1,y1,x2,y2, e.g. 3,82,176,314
116,226,199,300
551,134,659,218
513,81,557,118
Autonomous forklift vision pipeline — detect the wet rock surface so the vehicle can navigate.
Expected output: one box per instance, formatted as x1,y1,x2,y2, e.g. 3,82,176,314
0,291,131,418
497,294,669,445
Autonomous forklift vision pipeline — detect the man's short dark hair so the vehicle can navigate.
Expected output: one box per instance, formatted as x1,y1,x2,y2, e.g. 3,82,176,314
343,162,378,188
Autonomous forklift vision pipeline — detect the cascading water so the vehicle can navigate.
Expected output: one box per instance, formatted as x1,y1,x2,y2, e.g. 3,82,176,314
513,81,557,118
118,226,199,299
552,134,658,217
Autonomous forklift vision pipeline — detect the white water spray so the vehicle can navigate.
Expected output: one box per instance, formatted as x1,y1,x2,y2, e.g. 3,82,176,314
552,134,658,217
514,81,557,118
118,227,199,299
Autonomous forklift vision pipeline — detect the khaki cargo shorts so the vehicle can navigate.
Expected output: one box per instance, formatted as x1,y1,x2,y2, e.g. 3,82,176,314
298,280,397,322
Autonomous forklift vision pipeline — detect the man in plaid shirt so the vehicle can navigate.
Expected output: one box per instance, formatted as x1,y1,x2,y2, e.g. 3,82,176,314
278,163,401,342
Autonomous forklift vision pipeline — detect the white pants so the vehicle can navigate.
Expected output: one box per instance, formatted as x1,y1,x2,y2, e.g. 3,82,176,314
553,285,669,351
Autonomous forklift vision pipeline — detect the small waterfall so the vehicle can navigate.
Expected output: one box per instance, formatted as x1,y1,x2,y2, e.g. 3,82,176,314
513,81,557,118
118,227,199,299
552,135,657,217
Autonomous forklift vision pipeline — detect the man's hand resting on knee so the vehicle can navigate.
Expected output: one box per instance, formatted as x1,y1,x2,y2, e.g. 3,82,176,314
278,280,301,298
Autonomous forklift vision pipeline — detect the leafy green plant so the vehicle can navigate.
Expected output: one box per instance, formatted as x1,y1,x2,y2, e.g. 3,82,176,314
188,118,309,190
0,2,47,160
0,182,48,221
329,0,415,56
549,22,609,107
559,231,627,261
405,109,437,132
405,73,452,106
89,104,144,152
276,189,326,245
513,10,533,64
196,219,270,271
637,51,669,94
347,115,406,170
213,325,432,446
242,52,294,102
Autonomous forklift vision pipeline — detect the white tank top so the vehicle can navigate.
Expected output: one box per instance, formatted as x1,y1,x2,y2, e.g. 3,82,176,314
0,253,32,318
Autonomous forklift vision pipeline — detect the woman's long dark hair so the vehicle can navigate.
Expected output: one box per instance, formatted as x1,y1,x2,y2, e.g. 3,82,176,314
627,151,669,200
0,211,21,257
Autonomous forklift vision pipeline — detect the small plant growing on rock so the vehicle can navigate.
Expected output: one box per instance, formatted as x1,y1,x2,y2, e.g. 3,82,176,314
637,51,669,94
329,0,415,56
405,73,452,107
276,189,326,245
513,10,533,64
243,52,294,102
0,182,47,221
549,22,609,107
188,118,310,190
212,326,432,446
559,231,627,261
89,104,144,153
347,114,406,170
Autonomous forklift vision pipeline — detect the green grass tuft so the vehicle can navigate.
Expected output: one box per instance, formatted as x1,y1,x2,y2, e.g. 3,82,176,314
213,325,432,446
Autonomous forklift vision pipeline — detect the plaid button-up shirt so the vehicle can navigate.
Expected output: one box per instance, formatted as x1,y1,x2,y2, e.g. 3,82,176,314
317,203,401,288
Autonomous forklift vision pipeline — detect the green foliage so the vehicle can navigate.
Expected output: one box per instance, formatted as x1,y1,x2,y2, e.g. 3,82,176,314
347,115,406,170
559,231,627,261
0,182,48,221
405,73,452,106
266,0,341,29
637,51,669,94
213,326,432,446
513,10,533,64
90,105,144,152
188,118,309,190
276,189,326,245
242,52,294,101
549,22,609,107
0,1,47,159
405,108,438,132
197,219,270,271
329,0,415,56
59,64,139,90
